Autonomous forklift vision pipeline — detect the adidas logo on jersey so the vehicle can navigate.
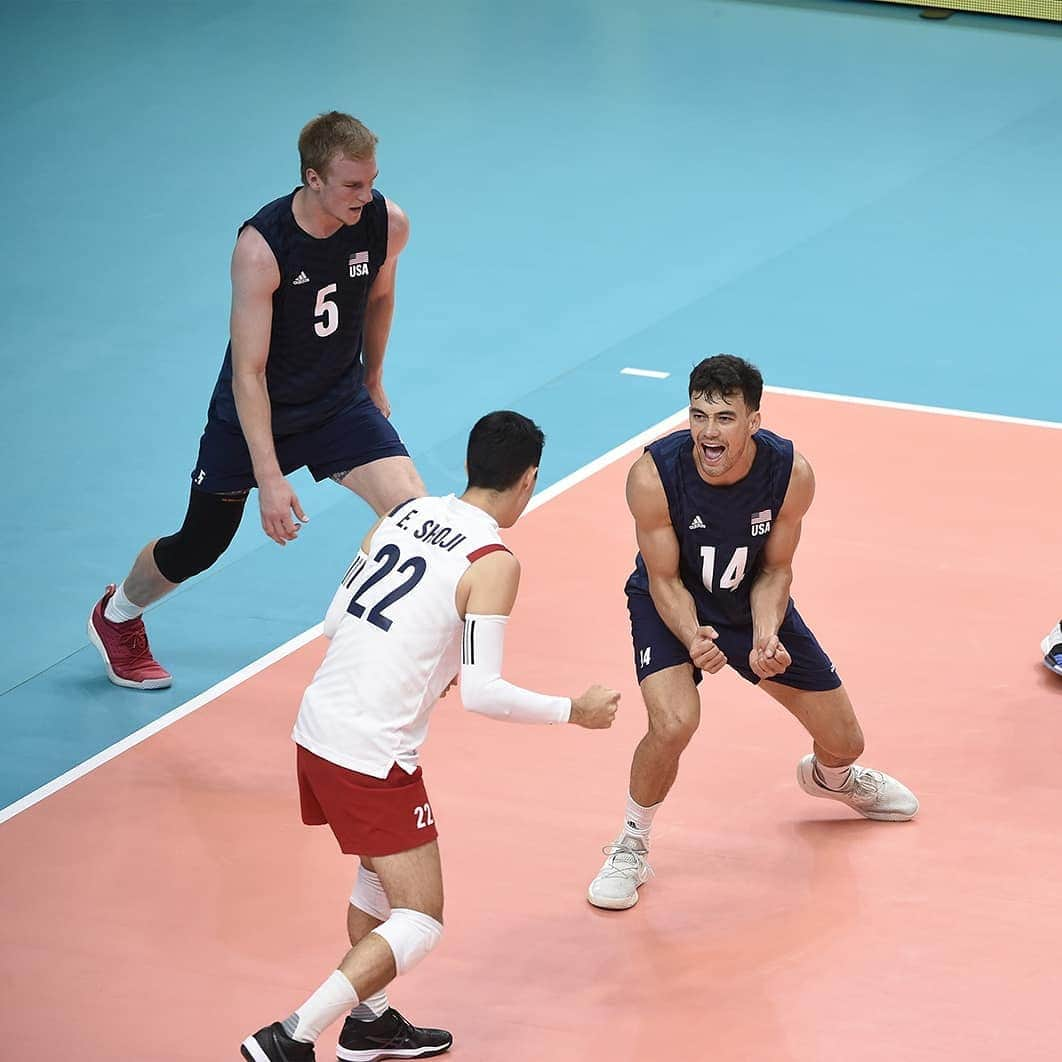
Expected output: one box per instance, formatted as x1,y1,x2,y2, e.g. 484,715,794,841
292,271,310,285
688,515,706,530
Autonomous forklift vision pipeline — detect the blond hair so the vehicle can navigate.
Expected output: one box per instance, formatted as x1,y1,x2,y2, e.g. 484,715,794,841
298,112,378,182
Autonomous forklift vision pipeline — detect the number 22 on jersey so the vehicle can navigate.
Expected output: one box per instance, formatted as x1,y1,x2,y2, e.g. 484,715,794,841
345,544,427,631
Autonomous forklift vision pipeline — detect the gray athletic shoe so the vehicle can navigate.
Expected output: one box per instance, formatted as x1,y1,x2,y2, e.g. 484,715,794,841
587,836,654,910
1041,620,1062,676
797,755,919,821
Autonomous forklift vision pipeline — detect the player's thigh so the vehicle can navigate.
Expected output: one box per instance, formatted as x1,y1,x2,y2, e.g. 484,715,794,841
628,590,702,738
760,681,864,757
339,456,426,515
370,839,444,920
640,664,702,742
191,417,257,493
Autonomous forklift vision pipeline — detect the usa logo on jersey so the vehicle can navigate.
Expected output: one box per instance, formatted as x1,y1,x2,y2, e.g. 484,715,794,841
349,250,369,277
751,509,772,536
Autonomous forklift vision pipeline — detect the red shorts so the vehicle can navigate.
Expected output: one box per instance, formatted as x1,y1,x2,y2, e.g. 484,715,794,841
296,745,438,856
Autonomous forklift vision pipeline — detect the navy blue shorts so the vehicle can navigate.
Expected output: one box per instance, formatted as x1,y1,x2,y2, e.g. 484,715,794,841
627,590,841,692
191,389,408,494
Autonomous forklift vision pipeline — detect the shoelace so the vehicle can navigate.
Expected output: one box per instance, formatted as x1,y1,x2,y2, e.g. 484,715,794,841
385,1013,418,1046
117,620,153,662
599,842,654,880
850,768,885,802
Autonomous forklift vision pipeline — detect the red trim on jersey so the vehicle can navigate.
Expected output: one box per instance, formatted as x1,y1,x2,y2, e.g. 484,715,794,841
466,543,511,563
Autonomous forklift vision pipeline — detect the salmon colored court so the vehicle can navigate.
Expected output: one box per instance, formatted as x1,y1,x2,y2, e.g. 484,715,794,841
2,392,1061,1062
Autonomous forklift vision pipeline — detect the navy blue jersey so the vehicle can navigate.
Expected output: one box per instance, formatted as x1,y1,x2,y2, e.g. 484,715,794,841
208,188,389,434
625,428,795,626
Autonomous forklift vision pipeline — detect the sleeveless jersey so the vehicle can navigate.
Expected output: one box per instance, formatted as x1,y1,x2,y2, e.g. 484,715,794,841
292,495,510,778
625,428,795,626
208,188,389,434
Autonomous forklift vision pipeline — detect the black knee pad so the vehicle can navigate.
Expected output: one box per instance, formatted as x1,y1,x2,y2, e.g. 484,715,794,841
153,488,248,583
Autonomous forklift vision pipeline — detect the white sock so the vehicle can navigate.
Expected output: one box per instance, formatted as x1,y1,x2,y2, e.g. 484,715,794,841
813,759,853,791
349,988,389,1020
283,970,359,1043
104,583,144,623
621,792,661,844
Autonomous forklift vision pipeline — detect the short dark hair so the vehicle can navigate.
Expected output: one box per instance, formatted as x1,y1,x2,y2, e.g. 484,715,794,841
466,411,545,491
689,354,763,412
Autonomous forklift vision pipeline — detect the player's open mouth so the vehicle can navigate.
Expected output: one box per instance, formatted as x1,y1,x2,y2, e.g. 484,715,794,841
701,443,725,462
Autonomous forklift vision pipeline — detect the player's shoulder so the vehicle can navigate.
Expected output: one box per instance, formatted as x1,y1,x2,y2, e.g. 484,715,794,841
240,190,296,237
234,221,276,259
463,544,520,600
790,448,813,479
780,448,815,514
231,221,281,290
752,426,795,454
626,450,670,523
645,428,691,459
467,544,518,572
382,193,407,225
628,446,668,491
381,195,410,254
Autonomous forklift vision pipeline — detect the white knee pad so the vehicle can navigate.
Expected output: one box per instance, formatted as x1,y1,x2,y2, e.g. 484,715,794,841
350,867,391,921
370,908,443,976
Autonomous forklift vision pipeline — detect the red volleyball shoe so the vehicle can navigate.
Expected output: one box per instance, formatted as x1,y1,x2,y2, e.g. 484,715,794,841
87,584,172,689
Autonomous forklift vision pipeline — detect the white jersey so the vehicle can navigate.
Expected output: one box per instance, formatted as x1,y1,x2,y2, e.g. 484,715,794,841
292,494,510,778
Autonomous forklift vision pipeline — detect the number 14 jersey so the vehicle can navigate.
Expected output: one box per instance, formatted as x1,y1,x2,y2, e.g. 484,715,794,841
293,494,510,779
625,428,795,627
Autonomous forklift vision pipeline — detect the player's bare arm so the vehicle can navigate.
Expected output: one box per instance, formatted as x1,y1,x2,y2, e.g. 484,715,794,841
456,551,619,728
748,451,815,678
230,225,308,546
362,199,410,418
627,452,727,674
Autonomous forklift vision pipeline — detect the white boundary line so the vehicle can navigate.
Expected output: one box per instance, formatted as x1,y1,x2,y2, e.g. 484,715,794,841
3,389,1057,825
621,367,671,379
527,407,686,510
765,385,1061,430
0,408,686,827
0,626,324,825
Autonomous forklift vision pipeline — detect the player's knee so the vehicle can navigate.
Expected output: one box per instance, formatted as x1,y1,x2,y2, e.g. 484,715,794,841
350,866,391,922
649,709,698,751
370,908,444,976
153,489,247,583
